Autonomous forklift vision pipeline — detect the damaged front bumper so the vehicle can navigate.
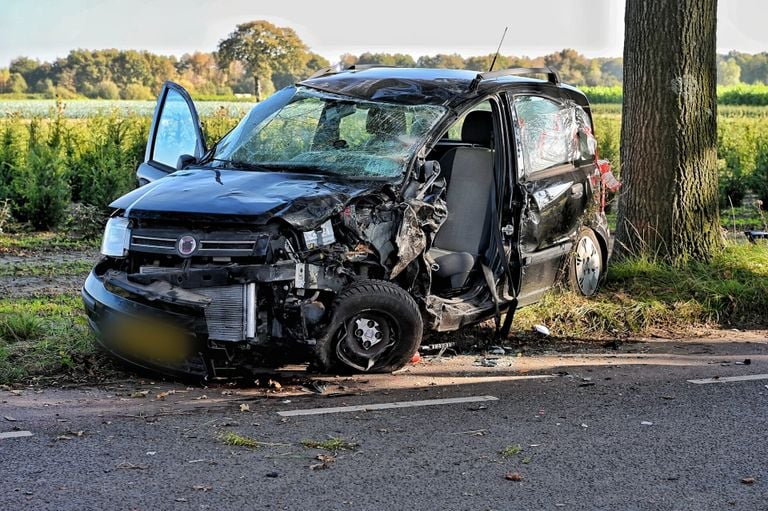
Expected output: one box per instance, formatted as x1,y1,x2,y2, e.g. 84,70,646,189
82,259,344,380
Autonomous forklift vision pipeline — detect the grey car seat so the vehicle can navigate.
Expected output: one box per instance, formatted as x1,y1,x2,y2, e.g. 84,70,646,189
428,111,495,290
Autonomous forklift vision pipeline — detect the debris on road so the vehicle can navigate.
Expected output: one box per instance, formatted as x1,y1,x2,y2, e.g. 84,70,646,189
640,421,654,426
533,324,551,336
239,403,250,413
505,472,523,481
741,477,755,485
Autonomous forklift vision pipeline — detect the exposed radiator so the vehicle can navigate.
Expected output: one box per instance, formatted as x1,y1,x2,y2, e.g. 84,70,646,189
195,285,256,342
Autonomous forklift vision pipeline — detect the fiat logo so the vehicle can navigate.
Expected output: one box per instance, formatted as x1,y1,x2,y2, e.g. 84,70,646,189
177,235,197,257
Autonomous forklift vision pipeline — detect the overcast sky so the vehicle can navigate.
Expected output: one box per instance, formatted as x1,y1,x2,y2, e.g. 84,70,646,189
1,0,766,66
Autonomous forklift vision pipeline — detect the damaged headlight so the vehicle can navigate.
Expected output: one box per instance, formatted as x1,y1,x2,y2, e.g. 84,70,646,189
100,217,131,257
303,219,335,249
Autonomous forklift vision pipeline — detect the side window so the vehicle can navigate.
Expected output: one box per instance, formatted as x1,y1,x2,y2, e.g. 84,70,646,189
446,101,492,140
513,96,576,174
152,89,198,168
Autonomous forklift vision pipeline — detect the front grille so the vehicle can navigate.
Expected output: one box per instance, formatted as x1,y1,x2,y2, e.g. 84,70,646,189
129,229,268,257
196,285,246,341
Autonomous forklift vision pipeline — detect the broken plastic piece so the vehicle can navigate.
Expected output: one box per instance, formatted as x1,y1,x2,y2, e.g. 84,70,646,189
533,324,550,336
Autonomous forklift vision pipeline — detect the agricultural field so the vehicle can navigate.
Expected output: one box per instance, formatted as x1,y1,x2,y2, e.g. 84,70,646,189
0,99,255,119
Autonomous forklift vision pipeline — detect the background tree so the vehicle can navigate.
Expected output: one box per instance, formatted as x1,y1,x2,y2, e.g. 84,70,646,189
216,20,307,100
615,0,721,263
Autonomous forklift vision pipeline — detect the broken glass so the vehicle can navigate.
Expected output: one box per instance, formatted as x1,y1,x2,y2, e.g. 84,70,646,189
210,87,446,179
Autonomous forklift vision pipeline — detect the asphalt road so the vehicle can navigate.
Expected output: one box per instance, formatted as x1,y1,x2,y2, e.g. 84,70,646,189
2,335,768,511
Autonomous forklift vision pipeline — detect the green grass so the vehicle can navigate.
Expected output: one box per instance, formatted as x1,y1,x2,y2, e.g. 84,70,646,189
515,241,768,337
218,432,262,448
501,444,523,457
0,294,103,384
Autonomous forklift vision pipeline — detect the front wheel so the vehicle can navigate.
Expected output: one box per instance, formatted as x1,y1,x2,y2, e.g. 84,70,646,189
569,228,603,296
315,280,422,373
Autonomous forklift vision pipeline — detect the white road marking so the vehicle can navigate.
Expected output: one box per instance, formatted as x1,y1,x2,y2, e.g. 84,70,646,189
0,430,33,439
277,395,499,417
688,373,768,385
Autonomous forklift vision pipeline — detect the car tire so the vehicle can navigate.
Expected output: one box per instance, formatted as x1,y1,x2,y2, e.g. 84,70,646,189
315,279,423,374
569,228,603,297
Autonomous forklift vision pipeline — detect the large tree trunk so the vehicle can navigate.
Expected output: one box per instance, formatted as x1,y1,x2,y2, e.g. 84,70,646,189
254,75,262,101
614,0,721,263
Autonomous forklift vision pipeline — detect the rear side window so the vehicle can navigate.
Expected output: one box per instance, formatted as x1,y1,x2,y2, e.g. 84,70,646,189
513,96,576,174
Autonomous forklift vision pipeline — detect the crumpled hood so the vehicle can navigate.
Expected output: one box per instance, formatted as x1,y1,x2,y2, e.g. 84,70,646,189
110,168,375,228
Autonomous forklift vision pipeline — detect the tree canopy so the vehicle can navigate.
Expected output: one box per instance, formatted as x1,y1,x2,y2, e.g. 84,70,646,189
2,18,767,99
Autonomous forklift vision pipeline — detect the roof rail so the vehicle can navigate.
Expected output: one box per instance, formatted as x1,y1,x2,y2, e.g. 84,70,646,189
305,66,337,80
304,64,396,81
469,66,560,91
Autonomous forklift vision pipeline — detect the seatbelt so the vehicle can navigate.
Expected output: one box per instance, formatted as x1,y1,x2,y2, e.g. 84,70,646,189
485,157,518,340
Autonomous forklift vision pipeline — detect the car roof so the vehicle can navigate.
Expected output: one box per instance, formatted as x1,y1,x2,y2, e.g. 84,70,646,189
299,66,589,108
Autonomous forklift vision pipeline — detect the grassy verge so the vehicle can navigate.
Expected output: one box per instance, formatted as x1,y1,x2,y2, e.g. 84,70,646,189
515,241,768,337
0,294,111,384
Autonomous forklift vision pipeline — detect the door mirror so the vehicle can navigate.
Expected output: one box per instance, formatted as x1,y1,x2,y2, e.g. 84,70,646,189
176,154,197,170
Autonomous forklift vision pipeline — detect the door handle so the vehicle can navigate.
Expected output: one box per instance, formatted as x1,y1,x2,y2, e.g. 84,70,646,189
570,183,584,199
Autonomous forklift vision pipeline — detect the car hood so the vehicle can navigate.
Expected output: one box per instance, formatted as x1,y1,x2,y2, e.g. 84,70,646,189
110,168,377,228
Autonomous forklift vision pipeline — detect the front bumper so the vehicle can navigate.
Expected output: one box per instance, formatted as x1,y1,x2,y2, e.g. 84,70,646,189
82,270,210,379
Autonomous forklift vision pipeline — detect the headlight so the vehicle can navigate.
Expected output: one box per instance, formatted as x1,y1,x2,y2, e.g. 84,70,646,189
101,217,131,257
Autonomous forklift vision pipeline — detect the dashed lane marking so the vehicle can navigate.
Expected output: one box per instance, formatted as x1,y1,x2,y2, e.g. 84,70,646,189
0,431,33,439
688,373,768,384
277,395,500,417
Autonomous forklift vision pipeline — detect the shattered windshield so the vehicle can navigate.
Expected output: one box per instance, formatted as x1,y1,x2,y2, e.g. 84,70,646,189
210,87,446,178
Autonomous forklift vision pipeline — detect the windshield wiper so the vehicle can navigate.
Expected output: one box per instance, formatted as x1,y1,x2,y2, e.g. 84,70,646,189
206,158,265,171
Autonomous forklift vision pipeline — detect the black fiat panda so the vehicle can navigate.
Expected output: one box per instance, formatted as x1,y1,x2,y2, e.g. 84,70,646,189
82,66,612,379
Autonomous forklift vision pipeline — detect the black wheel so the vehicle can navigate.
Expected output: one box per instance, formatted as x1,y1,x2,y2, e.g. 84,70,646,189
315,280,422,373
569,228,603,296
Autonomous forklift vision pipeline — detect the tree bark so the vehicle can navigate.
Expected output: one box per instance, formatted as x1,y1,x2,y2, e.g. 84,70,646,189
615,0,721,263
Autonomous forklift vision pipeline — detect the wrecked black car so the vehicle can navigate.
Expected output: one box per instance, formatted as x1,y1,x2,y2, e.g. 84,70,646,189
82,66,614,379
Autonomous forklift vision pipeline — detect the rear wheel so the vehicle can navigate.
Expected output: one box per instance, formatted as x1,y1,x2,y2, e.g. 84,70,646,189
569,228,603,296
315,280,422,373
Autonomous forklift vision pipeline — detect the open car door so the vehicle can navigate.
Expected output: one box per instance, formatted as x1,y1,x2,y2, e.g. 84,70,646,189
137,81,206,186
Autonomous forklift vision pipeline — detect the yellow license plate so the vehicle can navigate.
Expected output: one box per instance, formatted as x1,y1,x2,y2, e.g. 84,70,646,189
107,317,194,364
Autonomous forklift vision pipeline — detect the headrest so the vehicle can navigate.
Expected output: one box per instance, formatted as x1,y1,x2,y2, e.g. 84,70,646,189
461,110,493,146
366,108,406,135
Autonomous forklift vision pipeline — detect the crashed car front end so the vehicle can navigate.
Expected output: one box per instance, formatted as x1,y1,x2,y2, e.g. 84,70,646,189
82,85,448,379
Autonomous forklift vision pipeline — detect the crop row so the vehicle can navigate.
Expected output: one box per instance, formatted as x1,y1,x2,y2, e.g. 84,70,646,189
0,109,766,231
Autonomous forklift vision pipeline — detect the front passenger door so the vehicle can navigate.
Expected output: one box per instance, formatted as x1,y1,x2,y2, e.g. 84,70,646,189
137,81,206,186
512,94,587,305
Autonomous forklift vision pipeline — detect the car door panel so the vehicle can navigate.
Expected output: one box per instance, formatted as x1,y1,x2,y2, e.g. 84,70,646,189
137,81,206,186
510,94,587,305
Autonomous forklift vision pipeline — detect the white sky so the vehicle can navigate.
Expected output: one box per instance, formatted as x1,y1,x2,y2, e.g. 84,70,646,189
0,0,766,66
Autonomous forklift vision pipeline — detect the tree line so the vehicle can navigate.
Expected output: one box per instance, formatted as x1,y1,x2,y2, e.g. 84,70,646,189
1,20,766,100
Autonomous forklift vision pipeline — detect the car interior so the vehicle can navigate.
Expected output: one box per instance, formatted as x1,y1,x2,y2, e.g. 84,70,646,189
427,106,498,296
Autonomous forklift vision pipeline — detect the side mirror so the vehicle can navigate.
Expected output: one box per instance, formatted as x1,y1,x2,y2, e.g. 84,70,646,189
420,160,441,182
176,154,197,170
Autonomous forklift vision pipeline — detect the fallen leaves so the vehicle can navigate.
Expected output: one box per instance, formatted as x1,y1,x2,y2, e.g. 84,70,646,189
115,462,149,470
130,390,149,398
505,472,523,482
309,454,336,470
